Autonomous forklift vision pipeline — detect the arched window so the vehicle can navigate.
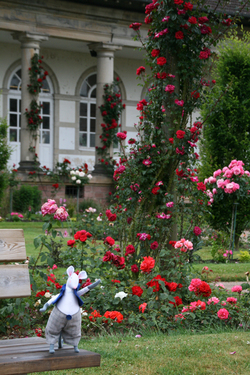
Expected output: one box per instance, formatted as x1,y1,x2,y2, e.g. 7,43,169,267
8,67,54,169
79,73,96,148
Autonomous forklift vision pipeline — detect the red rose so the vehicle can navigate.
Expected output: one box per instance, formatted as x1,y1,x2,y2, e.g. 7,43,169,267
102,111,107,116
151,187,160,195
188,16,197,24
125,245,135,256
175,31,184,40
140,256,155,274
150,241,159,250
136,66,145,75
195,281,211,297
193,226,202,236
67,239,76,247
112,255,125,269
169,138,174,144
156,57,167,66
89,310,102,322
151,49,160,57
197,182,206,191
104,236,115,246
166,282,178,292
156,72,167,79
129,22,142,30
112,279,121,283
169,296,183,307
174,0,183,4
184,2,193,10
147,275,168,292
131,264,139,273
103,251,114,262
132,285,144,297
176,130,185,139
191,90,200,99
199,16,209,24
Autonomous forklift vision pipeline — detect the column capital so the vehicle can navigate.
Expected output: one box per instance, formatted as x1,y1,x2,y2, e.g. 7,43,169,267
12,31,48,49
88,42,122,57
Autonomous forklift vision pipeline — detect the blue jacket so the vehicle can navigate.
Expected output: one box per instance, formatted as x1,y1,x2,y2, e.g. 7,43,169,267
52,284,84,307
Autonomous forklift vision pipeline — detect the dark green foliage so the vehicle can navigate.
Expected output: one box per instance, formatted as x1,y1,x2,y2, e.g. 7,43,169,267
13,185,42,213
200,34,250,181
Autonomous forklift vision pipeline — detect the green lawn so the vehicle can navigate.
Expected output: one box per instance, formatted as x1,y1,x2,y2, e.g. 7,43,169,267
30,331,250,375
192,262,250,282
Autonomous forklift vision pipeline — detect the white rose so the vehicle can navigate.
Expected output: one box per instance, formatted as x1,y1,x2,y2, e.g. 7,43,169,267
79,172,85,177
76,179,81,184
115,291,128,300
75,170,80,175
71,176,76,181
97,216,102,221
88,174,93,179
70,170,75,175
44,292,52,298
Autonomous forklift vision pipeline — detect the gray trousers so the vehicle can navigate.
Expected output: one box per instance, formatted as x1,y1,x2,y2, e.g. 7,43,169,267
45,306,81,346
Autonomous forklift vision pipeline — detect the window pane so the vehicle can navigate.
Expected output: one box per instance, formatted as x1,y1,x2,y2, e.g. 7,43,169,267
10,99,17,112
10,129,17,142
90,119,96,132
19,100,21,112
19,129,21,142
113,139,118,149
10,114,17,127
42,116,50,129
19,115,21,127
10,75,20,90
79,133,87,147
80,81,89,97
43,102,50,115
42,131,50,144
90,134,95,147
88,74,96,87
80,118,87,132
41,80,50,93
91,88,96,98
90,103,96,117
16,69,21,79
80,102,87,117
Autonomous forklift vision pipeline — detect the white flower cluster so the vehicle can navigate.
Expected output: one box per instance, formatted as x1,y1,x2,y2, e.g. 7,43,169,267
69,169,93,184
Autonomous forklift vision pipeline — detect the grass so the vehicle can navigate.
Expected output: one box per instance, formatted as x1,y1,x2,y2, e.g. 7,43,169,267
192,263,250,282
30,330,250,375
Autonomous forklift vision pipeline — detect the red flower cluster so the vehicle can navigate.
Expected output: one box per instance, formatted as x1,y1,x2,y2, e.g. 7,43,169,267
176,130,185,139
194,281,211,297
74,230,92,242
197,182,206,191
103,250,125,269
125,244,135,256
147,275,168,292
104,311,123,323
106,209,117,222
104,236,115,246
169,296,183,307
132,285,144,297
140,256,155,273
136,66,145,75
89,310,102,321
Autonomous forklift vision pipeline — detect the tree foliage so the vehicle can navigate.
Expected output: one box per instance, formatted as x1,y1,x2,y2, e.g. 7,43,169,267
200,31,250,181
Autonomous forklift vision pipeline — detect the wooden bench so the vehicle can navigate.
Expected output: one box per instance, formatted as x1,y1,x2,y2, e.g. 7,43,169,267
0,229,101,375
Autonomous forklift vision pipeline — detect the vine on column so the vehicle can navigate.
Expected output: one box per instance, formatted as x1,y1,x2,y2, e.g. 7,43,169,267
24,53,48,159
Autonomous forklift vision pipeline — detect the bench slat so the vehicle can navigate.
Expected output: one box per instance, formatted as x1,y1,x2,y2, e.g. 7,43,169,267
0,229,27,262
0,264,31,298
0,338,101,375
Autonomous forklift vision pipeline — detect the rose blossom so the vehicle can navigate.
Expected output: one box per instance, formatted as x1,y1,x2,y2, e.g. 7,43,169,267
227,297,237,304
140,256,155,273
175,99,184,106
193,226,202,236
136,66,145,75
142,159,152,166
41,199,58,216
188,278,202,292
217,308,229,320
207,297,220,305
165,85,175,94
131,264,139,273
166,202,174,207
132,286,143,297
116,132,127,140
231,285,242,293
139,303,147,313
54,206,68,221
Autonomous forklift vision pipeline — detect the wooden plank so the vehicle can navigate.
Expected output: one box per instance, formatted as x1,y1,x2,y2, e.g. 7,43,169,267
0,229,26,262
0,337,46,347
1,346,101,375
0,264,31,298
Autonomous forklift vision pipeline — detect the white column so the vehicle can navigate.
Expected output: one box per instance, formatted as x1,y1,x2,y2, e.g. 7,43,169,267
88,43,122,175
12,32,48,171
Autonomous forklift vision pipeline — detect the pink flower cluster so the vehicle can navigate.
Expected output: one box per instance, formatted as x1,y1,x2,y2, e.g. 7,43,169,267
203,160,250,204
41,199,69,222
174,238,193,252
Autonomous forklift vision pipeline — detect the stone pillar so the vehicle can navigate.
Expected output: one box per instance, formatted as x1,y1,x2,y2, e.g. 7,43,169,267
12,32,48,171
88,43,122,175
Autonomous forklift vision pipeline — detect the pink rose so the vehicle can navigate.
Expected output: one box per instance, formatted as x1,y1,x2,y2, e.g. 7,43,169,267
166,202,174,207
165,85,175,94
207,297,220,305
231,285,242,293
217,308,229,320
193,226,202,236
116,132,127,140
142,159,152,166
175,99,184,106
54,206,69,222
41,199,58,216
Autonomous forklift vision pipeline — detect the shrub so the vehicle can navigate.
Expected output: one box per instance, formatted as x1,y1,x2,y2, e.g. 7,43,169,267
13,185,42,213
239,251,250,263
79,198,104,214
